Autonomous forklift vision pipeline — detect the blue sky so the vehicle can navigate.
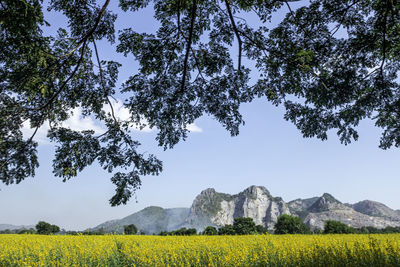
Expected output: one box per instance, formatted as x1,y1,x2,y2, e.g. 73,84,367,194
1,1,399,231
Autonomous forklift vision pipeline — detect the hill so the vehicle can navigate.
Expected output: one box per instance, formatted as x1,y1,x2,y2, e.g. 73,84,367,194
91,186,400,233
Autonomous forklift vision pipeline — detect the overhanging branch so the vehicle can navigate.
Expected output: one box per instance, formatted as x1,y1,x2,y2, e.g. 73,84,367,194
35,0,111,112
224,0,242,73
180,0,197,94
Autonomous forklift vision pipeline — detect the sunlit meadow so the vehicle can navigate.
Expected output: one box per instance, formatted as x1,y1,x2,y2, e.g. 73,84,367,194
0,234,400,266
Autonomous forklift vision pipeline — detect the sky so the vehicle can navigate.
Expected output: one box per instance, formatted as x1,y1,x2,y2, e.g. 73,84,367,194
1,1,399,231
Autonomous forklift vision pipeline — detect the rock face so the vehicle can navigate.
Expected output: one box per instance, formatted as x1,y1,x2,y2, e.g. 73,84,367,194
90,186,400,233
184,188,233,229
185,186,291,230
288,197,319,218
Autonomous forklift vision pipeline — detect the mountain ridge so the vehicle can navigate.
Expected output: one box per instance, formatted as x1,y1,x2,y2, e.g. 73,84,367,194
0,224,35,231
90,186,400,233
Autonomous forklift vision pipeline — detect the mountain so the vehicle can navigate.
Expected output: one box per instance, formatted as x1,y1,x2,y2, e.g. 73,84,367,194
91,186,400,233
304,209,400,230
184,186,290,230
91,206,189,234
352,200,400,221
0,224,35,231
302,195,400,230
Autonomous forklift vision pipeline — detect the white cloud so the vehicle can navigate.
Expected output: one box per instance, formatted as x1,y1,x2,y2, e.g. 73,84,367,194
21,121,51,145
21,107,105,145
63,107,105,134
186,123,203,133
21,99,156,144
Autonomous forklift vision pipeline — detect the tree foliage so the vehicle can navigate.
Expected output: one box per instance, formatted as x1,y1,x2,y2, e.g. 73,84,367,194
1,0,400,205
274,214,310,234
215,217,261,235
35,221,60,235
218,224,236,235
159,227,197,235
255,224,268,234
124,224,138,235
232,217,257,235
323,220,355,234
202,226,218,235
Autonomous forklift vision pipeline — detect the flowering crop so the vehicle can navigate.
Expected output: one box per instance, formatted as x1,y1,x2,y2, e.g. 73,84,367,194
0,234,399,266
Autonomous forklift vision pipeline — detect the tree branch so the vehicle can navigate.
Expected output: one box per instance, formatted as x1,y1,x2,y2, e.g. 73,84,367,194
92,39,119,128
224,0,242,73
215,4,268,58
36,41,87,112
329,0,360,37
93,39,133,150
178,27,207,83
177,0,181,41
60,0,111,59
380,0,389,78
32,0,111,114
180,0,197,94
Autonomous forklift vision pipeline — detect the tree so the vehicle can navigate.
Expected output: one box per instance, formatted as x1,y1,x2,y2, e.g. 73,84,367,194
159,227,197,236
218,224,236,235
50,224,60,234
124,224,138,235
274,215,310,234
256,225,268,234
184,228,197,235
16,228,36,234
2,0,399,205
36,221,60,235
96,227,106,235
202,226,218,235
233,217,257,235
323,220,355,234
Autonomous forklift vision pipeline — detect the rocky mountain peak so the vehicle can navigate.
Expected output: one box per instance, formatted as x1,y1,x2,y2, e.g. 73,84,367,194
196,188,217,199
308,193,347,213
321,193,340,202
199,188,217,197
240,185,271,199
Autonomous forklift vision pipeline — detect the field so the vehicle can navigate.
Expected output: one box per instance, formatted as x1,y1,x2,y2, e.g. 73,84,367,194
0,234,399,266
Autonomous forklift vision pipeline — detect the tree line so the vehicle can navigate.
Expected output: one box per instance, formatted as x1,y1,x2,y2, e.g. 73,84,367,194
2,216,400,235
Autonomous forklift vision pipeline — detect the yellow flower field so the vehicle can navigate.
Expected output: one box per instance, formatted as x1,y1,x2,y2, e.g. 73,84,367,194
0,234,399,266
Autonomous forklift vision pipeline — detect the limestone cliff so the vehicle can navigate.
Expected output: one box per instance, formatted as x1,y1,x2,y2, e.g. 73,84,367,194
185,186,290,230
